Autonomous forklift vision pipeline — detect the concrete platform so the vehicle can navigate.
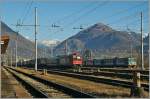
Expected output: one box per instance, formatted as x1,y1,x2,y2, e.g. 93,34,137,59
1,67,31,98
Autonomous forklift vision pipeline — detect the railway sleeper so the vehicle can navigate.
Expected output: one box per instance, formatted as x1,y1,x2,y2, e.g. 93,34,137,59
45,70,149,92
6,67,96,98
6,68,49,98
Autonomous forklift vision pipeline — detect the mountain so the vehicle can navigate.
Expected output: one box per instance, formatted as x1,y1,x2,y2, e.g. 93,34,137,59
1,21,51,60
54,23,141,58
37,40,60,57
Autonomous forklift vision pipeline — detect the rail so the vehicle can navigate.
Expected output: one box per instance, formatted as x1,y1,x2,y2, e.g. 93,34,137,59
9,67,149,92
81,67,149,75
5,68,49,98
5,67,95,98
42,69,149,92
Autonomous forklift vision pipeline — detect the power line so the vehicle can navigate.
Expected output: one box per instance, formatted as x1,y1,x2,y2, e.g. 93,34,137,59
53,1,109,34
80,3,147,32
98,2,146,23
108,8,147,25
54,1,146,34
21,0,34,24
50,0,104,31
19,1,30,18
15,7,38,71
66,1,109,27
54,1,99,24
127,16,148,26
81,2,146,29
110,12,148,34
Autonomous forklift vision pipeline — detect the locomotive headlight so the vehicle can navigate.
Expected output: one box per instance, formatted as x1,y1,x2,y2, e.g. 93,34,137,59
77,56,81,59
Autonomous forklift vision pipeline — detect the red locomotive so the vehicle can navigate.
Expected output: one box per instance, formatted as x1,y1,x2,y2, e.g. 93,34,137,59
57,52,83,66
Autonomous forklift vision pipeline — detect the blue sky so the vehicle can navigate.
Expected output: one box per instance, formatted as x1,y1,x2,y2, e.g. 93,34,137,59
1,0,149,42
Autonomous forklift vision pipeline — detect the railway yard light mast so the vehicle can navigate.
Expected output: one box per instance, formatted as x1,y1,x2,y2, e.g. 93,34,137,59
35,7,38,71
140,12,144,70
15,32,18,68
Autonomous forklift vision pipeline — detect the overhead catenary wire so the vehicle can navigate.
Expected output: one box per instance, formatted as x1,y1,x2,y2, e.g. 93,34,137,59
108,8,148,25
47,1,100,30
54,1,100,24
111,15,148,34
19,2,99,32
127,16,148,26
86,4,148,34
53,0,109,34
96,2,146,24
12,1,148,43
13,0,34,36
80,2,147,31
128,18,148,33
11,0,35,67
21,0,34,25
65,1,109,27
18,1,30,22
53,1,146,35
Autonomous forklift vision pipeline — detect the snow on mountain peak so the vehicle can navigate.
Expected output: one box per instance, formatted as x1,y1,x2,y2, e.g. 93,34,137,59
40,40,60,47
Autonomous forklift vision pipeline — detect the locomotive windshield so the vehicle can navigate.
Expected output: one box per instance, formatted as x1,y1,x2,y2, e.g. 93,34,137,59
73,55,81,60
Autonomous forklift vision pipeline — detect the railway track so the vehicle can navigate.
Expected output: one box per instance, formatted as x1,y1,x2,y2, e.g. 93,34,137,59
19,67,149,92
34,66,149,81
5,67,95,98
81,67,149,75
65,70,149,82
39,69,149,92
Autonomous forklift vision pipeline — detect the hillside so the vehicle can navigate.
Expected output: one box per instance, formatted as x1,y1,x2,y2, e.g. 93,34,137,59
1,21,50,60
54,23,142,58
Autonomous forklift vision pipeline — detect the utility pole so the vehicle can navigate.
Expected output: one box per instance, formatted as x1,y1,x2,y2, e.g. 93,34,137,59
21,58,22,67
15,32,18,68
51,47,53,57
65,40,67,55
13,48,15,66
15,7,39,71
35,7,38,71
141,12,144,70
45,48,47,58
10,49,12,67
64,40,67,65
127,27,133,58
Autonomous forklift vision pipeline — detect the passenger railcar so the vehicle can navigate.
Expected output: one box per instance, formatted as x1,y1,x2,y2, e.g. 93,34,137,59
85,57,136,68
115,57,136,68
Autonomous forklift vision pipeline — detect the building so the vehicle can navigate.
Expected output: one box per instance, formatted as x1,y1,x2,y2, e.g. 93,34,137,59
1,35,9,66
1,35,9,54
